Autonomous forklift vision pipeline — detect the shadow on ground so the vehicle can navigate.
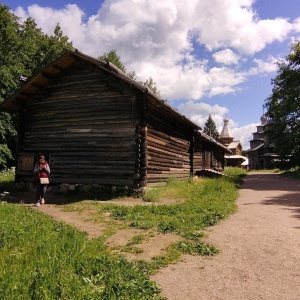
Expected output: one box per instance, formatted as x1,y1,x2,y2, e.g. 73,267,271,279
242,172,300,221
241,172,300,192
2,190,129,206
262,192,300,220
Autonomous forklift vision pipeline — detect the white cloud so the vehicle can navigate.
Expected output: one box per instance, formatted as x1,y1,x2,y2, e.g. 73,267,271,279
207,67,245,97
191,0,293,54
248,56,279,75
232,123,258,150
177,100,228,127
293,17,300,32
11,0,299,139
176,100,256,149
15,4,86,45
213,49,240,65
13,0,292,103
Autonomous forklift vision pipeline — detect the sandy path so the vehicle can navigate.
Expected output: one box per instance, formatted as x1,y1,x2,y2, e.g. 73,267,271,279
152,172,300,300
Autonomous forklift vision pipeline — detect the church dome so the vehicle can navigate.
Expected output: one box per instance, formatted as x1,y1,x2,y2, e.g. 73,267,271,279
220,118,233,138
261,114,267,125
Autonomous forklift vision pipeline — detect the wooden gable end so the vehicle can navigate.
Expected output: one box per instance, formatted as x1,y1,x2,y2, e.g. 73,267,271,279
16,60,139,186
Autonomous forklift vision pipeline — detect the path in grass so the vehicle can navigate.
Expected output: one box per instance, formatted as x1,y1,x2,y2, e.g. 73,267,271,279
151,172,300,300
28,197,183,261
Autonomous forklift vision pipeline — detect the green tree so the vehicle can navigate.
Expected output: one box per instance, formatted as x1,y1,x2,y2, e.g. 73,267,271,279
203,114,220,141
143,76,160,95
264,41,300,169
99,49,160,95
99,49,127,73
0,4,73,169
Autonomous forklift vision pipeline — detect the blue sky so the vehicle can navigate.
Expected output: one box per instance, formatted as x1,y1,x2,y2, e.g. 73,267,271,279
3,0,300,149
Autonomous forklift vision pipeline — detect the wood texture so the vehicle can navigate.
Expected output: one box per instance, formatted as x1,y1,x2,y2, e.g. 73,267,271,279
15,58,226,188
17,61,137,186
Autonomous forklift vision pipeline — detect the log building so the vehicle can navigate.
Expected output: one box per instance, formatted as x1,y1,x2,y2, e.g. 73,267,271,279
248,114,278,170
0,50,230,188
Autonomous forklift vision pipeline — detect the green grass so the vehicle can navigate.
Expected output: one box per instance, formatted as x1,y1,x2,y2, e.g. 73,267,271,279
91,173,243,274
248,167,300,179
0,168,15,195
279,167,300,179
0,203,163,299
107,176,240,235
0,167,246,299
223,167,247,185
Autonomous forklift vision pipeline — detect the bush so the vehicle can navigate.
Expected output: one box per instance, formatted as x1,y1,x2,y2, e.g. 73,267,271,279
0,168,15,194
0,144,13,171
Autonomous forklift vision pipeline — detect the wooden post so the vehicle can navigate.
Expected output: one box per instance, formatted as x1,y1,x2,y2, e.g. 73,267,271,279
189,132,195,176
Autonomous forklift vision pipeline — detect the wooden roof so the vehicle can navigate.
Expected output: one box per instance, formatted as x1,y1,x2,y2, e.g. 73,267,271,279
0,49,231,152
199,131,232,153
0,50,199,129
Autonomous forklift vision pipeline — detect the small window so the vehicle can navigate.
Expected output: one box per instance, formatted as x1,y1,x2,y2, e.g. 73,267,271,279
18,153,35,171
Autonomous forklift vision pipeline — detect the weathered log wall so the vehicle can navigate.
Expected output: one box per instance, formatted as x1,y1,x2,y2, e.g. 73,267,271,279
193,135,225,172
17,61,137,186
14,59,226,188
4,50,229,189
211,147,224,170
193,142,204,172
146,98,193,185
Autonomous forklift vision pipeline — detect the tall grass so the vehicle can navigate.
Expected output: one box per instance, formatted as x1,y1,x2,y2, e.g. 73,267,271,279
0,203,163,299
223,167,247,186
108,176,240,236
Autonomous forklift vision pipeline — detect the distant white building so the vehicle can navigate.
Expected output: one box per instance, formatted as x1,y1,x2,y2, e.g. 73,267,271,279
220,118,247,168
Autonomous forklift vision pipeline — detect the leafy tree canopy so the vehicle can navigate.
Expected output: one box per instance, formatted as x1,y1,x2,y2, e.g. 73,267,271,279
264,41,300,169
0,4,73,169
99,49,127,73
203,114,220,141
99,49,160,95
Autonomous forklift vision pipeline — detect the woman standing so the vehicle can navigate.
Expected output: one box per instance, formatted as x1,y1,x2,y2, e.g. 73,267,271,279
33,155,50,207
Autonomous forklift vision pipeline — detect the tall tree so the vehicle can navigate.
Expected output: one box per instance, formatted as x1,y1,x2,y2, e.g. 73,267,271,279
264,41,300,169
203,114,220,141
99,49,160,95
0,4,73,169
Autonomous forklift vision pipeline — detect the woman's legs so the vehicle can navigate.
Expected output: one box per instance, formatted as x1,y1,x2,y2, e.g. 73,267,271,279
36,182,41,202
40,184,47,202
36,182,47,204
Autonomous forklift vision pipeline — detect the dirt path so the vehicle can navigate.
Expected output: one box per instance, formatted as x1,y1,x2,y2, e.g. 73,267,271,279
12,172,300,299
151,172,300,300
21,197,183,261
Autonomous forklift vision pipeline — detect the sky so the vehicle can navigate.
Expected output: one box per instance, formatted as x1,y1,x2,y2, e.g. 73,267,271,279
3,0,300,149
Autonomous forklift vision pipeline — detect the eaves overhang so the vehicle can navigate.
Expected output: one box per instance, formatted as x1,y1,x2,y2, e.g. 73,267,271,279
0,49,200,131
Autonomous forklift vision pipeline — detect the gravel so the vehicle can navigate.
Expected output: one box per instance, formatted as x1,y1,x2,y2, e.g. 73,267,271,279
152,172,300,300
